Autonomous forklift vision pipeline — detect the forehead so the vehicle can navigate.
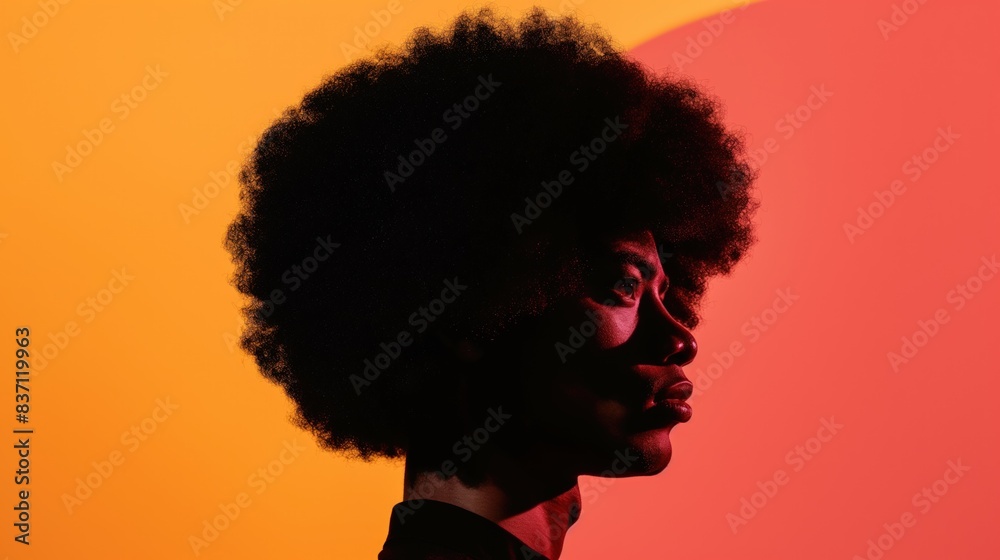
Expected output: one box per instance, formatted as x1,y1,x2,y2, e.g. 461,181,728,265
604,229,656,252
585,229,665,274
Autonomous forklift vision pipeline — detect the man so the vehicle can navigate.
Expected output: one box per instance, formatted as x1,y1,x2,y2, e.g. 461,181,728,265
225,7,757,559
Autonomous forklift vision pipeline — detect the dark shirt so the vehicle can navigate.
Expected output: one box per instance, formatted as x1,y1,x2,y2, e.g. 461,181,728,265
377,499,550,560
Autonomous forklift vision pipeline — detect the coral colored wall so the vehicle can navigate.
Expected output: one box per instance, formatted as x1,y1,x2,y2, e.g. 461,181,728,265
2,0,997,558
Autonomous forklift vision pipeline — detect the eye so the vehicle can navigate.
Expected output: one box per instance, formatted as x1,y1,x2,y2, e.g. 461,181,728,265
659,278,671,301
612,277,640,300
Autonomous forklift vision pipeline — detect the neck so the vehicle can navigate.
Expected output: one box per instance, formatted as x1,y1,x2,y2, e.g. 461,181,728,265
403,459,582,560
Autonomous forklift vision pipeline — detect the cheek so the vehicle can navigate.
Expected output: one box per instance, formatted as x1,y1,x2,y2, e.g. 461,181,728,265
585,303,638,350
530,306,639,424
525,301,636,362
511,303,638,436
547,384,625,429
527,377,634,451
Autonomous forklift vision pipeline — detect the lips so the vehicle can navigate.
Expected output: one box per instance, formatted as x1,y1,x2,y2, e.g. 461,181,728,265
655,380,693,403
620,367,693,428
639,379,693,427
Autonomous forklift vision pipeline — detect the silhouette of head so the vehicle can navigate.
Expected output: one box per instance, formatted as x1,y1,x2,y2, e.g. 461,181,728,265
225,7,757,487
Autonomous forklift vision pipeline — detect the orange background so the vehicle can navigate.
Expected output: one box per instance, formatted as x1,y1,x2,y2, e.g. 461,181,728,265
2,0,998,558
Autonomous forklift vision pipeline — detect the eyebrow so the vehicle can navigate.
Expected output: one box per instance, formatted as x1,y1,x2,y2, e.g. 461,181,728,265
610,250,660,281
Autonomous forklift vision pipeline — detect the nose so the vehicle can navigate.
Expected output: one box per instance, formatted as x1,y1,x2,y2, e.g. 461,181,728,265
641,293,698,366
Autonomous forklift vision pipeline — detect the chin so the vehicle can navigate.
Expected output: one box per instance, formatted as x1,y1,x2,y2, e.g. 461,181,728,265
625,428,675,475
581,427,676,478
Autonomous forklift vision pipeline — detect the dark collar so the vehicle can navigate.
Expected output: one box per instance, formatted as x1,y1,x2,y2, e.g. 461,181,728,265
379,499,550,560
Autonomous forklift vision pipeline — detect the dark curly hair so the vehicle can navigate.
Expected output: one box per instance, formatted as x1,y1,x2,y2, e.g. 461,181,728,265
224,7,757,463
